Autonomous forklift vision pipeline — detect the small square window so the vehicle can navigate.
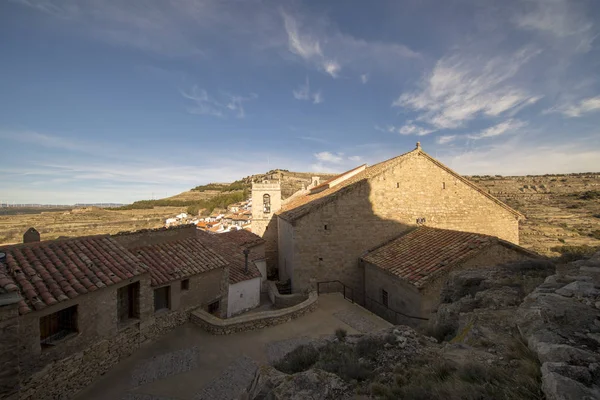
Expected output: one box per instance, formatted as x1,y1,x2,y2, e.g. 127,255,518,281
442,182,446,189
181,279,190,291
154,286,171,312
318,257,323,261
382,289,389,307
40,305,78,347
396,182,400,188
324,224,328,230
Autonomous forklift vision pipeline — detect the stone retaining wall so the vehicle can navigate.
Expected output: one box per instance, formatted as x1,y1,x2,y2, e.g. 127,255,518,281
191,292,318,335
267,281,308,309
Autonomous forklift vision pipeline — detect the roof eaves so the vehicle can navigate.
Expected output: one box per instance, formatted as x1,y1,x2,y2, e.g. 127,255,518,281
419,152,525,219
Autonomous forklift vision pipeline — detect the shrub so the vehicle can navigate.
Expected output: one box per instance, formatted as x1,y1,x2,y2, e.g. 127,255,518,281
579,190,600,200
551,245,600,262
589,230,600,240
315,342,372,381
274,344,319,374
335,328,347,342
356,337,384,359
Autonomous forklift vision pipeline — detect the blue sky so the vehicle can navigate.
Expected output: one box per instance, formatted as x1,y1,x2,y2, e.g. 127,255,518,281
1,0,599,204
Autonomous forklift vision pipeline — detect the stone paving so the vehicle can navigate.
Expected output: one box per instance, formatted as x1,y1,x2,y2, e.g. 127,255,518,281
74,293,391,400
333,309,380,333
131,347,201,387
194,356,258,400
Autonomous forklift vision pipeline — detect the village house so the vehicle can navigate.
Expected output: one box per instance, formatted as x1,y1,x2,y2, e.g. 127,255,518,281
0,224,266,400
360,226,539,324
252,143,528,308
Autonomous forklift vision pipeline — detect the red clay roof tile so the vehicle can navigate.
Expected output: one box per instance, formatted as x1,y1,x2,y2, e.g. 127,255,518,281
362,227,500,288
0,236,147,315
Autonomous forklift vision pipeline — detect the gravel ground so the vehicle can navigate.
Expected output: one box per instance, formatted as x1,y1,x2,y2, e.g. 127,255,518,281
194,356,258,400
130,347,200,388
333,309,379,333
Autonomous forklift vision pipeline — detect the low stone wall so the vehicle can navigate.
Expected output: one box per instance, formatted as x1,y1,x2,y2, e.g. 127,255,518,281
191,291,318,335
267,281,308,309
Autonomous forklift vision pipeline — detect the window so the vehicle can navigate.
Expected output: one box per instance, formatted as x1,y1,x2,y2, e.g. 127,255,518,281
442,182,446,189
40,305,77,346
181,279,190,291
263,194,271,213
117,282,140,322
382,289,389,308
154,286,171,312
324,224,328,230
396,182,400,188
207,300,220,315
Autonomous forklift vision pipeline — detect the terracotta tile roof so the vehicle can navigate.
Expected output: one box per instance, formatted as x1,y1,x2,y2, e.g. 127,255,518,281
220,229,265,250
361,227,529,288
195,231,262,284
277,147,522,223
130,237,228,286
0,236,147,315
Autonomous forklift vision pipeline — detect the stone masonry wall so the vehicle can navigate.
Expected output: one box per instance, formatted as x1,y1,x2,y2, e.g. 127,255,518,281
289,151,520,294
0,298,20,400
251,183,282,273
14,266,228,400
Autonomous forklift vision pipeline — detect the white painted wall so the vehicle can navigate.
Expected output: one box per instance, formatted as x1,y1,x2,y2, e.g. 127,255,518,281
277,217,294,283
227,277,261,317
255,259,268,292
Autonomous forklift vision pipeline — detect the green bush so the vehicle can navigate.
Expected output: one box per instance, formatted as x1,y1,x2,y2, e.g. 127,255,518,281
550,245,600,262
356,336,384,359
590,230,600,240
335,328,347,342
579,190,600,200
274,345,319,374
111,190,248,214
191,180,250,192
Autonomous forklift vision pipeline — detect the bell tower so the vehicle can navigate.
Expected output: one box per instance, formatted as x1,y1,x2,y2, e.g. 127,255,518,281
251,180,282,272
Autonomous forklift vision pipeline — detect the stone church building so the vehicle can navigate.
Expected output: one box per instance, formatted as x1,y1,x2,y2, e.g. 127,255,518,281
252,143,529,303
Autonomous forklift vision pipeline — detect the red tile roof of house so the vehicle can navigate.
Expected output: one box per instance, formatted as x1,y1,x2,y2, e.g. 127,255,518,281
195,230,262,284
0,236,147,315
361,227,536,288
130,237,228,286
220,229,265,252
277,147,523,223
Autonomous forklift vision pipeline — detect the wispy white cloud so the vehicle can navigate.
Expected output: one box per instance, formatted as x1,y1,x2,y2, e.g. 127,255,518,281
312,91,323,104
281,11,419,78
323,60,341,78
181,86,257,118
513,0,596,52
292,78,323,104
348,155,362,162
393,48,542,129
550,96,600,117
467,119,528,140
397,124,435,136
436,135,457,145
375,123,434,136
360,74,369,84
441,138,600,176
314,151,344,164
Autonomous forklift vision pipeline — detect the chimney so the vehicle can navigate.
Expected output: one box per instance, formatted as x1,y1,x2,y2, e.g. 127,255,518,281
416,142,421,150
23,227,40,243
243,248,250,274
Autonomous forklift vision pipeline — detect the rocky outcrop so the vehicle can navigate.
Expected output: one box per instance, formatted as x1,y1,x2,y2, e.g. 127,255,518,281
517,251,600,400
430,259,555,341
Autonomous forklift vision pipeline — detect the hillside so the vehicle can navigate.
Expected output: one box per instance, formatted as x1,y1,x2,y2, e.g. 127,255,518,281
470,173,600,255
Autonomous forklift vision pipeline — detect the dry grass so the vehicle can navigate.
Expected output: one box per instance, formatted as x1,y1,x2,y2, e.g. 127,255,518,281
0,206,185,245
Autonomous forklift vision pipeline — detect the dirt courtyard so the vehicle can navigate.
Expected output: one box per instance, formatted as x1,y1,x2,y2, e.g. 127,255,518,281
73,293,391,400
